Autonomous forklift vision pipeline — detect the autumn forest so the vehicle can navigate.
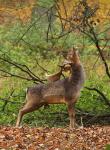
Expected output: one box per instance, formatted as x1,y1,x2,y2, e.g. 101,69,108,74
0,0,110,149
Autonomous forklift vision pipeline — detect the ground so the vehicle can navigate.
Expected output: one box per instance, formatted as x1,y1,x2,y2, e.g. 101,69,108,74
0,126,110,150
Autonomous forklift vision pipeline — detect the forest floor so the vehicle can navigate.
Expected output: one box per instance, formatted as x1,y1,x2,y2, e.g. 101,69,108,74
0,125,110,150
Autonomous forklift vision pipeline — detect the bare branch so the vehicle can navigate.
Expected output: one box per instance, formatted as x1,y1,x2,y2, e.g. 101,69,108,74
1,89,15,111
85,86,110,107
0,69,37,82
16,6,55,44
0,56,45,83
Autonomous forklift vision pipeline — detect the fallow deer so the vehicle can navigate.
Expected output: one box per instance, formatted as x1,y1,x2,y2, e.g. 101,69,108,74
16,48,85,128
45,66,64,82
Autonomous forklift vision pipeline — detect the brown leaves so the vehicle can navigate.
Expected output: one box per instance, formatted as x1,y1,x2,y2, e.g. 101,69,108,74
0,126,110,150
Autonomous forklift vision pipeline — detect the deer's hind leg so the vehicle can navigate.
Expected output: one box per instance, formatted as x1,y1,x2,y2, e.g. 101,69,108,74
16,101,43,127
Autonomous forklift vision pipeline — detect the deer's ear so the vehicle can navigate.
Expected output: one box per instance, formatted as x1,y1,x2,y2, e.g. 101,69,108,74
72,46,79,52
73,49,79,56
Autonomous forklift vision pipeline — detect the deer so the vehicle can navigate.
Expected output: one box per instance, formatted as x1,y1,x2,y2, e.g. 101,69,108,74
16,48,85,128
45,63,71,82
45,66,64,82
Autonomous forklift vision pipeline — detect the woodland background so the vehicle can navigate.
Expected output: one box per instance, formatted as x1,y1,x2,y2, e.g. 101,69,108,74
0,0,110,127
0,0,110,149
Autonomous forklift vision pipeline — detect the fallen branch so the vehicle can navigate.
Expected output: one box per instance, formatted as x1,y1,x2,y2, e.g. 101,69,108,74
50,111,110,118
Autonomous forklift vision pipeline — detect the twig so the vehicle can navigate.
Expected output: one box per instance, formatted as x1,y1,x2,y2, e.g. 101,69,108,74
1,90,15,111
0,57,44,83
35,58,50,73
85,86,110,107
16,6,55,44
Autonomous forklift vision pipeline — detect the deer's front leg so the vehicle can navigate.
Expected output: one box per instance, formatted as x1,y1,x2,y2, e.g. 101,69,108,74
67,103,75,129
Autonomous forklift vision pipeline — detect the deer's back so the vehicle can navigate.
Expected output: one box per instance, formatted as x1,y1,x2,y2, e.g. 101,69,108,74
27,78,82,104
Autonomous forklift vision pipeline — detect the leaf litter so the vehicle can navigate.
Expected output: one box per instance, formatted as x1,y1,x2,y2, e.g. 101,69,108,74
0,125,110,150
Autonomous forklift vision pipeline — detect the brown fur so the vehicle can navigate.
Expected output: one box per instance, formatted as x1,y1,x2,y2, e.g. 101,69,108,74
46,65,71,82
16,48,85,128
45,68,63,82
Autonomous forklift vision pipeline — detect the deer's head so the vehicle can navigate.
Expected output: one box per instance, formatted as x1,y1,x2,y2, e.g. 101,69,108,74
62,48,80,68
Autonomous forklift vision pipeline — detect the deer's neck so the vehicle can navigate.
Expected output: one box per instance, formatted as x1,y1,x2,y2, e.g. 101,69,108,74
70,63,85,86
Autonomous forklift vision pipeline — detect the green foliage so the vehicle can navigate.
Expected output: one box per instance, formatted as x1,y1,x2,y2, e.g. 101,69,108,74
0,1,110,127
37,0,55,8
105,144,110,150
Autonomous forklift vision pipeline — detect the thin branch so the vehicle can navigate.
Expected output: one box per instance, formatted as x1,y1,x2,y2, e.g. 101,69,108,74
35,58,50,73
55,0,65,32
16,6,55,44
85,86,110,107
94,39,110,78
0,69,37,82
92,55,100,69
0,56,44,83
1,90,15,111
